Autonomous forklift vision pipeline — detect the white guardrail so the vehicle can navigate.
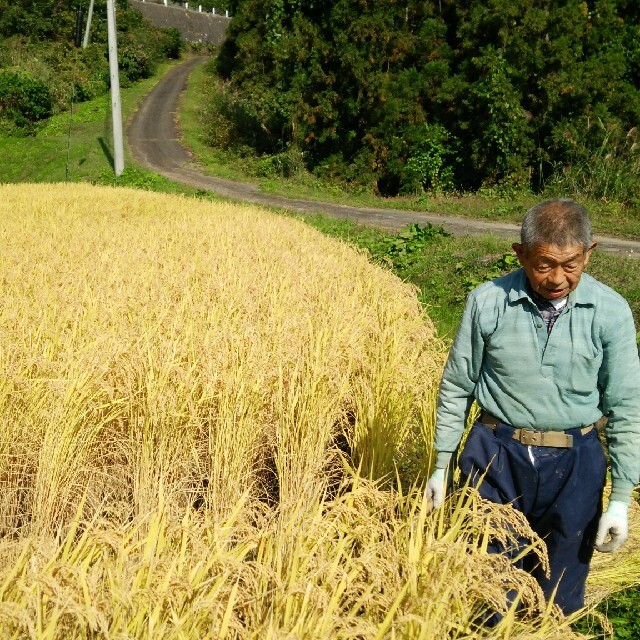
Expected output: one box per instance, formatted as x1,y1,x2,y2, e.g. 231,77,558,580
140,0,230,17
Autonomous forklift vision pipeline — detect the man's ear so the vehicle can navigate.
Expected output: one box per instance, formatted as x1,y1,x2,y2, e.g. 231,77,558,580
583,241,597,266
512,243,526,264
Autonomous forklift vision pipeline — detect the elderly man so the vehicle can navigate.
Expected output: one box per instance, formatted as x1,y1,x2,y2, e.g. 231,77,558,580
428,198,640,615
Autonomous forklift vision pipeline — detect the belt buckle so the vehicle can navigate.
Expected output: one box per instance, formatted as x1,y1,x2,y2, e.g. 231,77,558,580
517,429,543,446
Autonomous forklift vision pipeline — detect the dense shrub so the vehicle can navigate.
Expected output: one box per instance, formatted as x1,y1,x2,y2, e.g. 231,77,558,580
119,42,156,84
0,0,184,132
0,70,52,127
161,28,184,60
216,0,640,199
0,0,70,39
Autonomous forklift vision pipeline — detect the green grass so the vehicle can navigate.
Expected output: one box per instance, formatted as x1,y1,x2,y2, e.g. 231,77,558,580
182,87,639,339
574,588,640,639
0,61,187,186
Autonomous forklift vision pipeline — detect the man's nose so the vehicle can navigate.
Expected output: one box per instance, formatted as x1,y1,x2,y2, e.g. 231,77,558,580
547,267,565,285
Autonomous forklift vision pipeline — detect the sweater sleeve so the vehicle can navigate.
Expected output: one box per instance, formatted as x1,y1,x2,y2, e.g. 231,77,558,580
599,304,640,504
434,293,485,468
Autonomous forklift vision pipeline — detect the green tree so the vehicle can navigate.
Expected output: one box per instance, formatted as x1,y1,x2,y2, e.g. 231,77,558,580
215,0,640,196
217,0,452,191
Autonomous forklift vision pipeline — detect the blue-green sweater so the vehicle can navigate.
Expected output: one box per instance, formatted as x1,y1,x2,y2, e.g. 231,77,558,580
435,269,640,503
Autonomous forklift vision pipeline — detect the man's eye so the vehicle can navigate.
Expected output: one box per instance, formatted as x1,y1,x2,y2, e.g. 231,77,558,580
565,264,577,271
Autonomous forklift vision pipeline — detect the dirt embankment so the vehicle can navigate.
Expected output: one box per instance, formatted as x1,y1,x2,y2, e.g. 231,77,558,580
129,0,229,44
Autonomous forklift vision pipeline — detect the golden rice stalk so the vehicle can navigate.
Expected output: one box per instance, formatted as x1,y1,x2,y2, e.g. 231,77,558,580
0,480,585,640
0,182,442,533
272,327,351,510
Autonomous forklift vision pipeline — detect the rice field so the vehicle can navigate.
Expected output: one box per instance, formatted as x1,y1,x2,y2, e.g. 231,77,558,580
0,183,635,638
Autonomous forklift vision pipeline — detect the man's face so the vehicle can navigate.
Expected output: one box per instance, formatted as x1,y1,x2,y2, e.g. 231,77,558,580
512,242,596,300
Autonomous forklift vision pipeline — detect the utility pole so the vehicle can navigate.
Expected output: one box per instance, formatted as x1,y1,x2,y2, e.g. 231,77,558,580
82,0,95,48
106,0,124,176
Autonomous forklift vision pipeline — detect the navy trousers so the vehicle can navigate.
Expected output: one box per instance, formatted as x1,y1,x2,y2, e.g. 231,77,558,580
458,420,607,615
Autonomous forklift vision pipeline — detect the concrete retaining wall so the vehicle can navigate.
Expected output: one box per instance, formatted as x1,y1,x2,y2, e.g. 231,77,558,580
129,0,229,44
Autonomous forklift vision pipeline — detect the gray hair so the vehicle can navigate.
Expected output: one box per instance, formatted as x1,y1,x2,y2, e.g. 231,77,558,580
520,198,592,251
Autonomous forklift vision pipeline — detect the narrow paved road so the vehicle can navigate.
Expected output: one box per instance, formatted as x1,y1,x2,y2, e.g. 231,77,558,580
128,58,640,259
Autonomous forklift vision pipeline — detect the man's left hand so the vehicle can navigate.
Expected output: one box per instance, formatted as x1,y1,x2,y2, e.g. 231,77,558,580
595,501,629,553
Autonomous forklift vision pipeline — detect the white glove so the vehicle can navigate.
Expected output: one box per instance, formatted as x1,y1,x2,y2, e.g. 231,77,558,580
594,500,629,553
427,468,446,509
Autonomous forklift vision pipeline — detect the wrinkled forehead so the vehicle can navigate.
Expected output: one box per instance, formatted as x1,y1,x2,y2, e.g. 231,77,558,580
524,243,586,262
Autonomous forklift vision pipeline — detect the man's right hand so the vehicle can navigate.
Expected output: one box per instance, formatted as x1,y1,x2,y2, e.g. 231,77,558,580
427,468,446,508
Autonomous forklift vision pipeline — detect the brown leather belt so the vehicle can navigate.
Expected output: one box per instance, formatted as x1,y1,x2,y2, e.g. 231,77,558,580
479,411,594,448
